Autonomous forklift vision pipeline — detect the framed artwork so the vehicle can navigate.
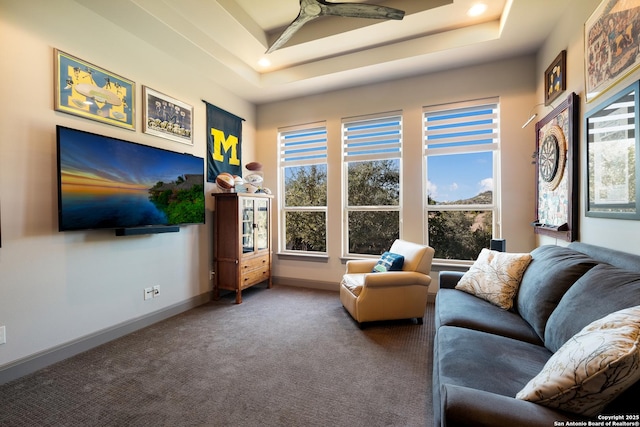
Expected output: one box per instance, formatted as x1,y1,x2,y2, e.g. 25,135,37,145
545,50,566,105
143,86,193,145
534,92,579,241
54,49,135,130
585,80,639,220
584,0,640,103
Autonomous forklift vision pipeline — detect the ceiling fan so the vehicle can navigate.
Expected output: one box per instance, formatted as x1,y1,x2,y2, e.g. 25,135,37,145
266,0,405,54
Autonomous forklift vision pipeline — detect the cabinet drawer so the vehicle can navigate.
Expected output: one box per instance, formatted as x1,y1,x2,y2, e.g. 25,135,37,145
241,267,270,288
242,254,269,272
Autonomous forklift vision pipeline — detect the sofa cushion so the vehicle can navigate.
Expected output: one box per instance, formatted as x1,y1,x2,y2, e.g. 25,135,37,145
435,326,552,398
516,245,597,342
545,264,640,352
455,249,532,310
372,251,404,272
516,306,640,417
435,288,542,345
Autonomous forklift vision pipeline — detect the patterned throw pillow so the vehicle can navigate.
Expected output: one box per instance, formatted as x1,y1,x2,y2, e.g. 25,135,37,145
455,248,532,310
372,252,404,272
516,306,640,416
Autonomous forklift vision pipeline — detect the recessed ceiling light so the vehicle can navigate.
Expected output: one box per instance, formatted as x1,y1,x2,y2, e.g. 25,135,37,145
468,3,488,17
258,57,271,68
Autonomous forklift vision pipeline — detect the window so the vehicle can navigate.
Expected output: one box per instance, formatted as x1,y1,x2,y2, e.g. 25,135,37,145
343,113,402,256
424,99,500,261
278,123,328,253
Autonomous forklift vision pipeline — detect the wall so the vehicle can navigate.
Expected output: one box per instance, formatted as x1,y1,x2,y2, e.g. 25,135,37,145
3,0,629,380
536,0,640,255
257,55,539,289
0,0,255,375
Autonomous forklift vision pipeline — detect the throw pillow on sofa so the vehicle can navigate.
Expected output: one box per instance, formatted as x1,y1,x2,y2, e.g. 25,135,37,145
455,249,532,310
372,252,404,272
516,305,640,417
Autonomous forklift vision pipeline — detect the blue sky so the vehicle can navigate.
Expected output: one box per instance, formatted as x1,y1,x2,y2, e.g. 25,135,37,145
426,151,493,202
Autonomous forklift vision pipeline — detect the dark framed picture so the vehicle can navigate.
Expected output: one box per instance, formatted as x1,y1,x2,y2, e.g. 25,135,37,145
584,0,640,103
54,49,135,130
545,50,566,105
585,80,639,220
534,92,579,241
143,86,193,145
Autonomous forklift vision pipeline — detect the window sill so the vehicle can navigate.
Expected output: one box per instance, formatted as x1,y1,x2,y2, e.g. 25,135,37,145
276,252,329,262
431,260,473,272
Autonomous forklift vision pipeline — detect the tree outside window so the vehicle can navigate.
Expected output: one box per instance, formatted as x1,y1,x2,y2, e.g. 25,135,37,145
424,100,500,261
279,125,328,253
343,114,402,256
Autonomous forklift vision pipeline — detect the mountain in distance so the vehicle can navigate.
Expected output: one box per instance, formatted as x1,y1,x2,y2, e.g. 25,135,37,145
431,190,492,205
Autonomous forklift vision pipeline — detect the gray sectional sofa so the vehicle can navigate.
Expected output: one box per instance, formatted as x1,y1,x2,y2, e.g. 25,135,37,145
433,242,640,427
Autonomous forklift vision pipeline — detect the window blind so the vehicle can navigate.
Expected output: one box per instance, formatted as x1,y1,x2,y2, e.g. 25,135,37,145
343,114,402,162
424,102,498,152
280,126,327,166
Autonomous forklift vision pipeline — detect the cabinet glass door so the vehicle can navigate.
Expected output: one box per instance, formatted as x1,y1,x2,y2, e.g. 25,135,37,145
242,198,254,253
256,199,268,251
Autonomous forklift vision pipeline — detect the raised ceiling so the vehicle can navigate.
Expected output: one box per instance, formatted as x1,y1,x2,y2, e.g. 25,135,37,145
74,0,571,104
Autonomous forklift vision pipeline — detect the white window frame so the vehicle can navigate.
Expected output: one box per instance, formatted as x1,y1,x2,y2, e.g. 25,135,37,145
278,122,328,255
342,111,403,257
423,98,501,264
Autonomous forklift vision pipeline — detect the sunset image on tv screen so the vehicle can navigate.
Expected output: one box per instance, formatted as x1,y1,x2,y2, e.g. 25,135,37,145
57,126,204,231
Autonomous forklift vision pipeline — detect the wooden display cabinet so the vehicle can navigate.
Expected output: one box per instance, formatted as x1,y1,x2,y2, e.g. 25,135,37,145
212,192,273,303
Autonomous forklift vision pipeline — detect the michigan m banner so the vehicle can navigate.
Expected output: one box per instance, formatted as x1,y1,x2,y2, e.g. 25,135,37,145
205,101,243,182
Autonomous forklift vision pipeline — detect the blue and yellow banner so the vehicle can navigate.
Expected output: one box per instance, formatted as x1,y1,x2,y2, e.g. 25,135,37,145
204,101,243,182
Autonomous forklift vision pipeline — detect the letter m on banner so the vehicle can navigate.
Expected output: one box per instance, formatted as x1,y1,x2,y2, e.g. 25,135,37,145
204,101,243,182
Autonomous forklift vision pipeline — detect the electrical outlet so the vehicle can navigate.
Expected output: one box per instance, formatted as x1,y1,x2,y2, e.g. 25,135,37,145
153,285,160,297
0,326,6,345
144,287,154,300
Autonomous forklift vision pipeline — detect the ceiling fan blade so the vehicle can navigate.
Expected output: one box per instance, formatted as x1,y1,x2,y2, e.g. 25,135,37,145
320,2,405,20
265,0,405,53
266,12,318,54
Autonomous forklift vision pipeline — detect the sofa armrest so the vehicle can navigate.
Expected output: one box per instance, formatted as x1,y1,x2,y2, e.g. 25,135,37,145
363,271,431,288
440,384,576,427
345,259,378,274
439,271,465,289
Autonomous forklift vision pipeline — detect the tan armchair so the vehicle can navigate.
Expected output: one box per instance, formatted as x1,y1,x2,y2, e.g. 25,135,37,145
340,239,435,327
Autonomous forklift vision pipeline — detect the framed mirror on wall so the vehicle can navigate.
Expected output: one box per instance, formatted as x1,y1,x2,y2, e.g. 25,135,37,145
585,81,640,220
533,92,580,241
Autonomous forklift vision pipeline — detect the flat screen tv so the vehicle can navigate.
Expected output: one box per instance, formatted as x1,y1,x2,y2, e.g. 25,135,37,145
56,125,205,233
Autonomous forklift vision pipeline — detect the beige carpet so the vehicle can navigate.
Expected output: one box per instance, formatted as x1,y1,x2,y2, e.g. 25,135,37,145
0,285,435,427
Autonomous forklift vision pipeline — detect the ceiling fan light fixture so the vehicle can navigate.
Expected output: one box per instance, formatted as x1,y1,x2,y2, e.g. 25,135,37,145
467,3,488,17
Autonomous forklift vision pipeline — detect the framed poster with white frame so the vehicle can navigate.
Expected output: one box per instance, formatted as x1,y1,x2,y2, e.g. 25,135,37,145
585,80,640,220
143,86,193,145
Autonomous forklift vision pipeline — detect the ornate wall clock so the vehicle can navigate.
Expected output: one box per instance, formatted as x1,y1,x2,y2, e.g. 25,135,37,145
538,125,566,191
